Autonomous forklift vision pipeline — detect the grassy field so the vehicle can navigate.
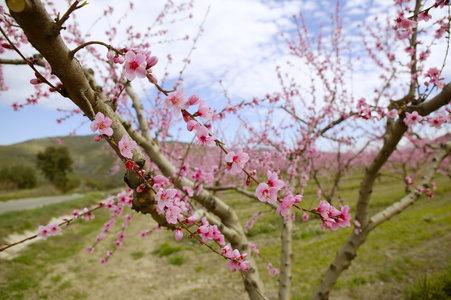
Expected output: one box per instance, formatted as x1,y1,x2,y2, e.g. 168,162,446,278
0,174,450,299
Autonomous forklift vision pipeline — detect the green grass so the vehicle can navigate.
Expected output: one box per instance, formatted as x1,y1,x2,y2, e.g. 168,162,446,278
404,261,451,300
130,251,145,260
152,242,182,257
0,191,110,244
169,255,186,266
0,173,450,299
0,192,113,299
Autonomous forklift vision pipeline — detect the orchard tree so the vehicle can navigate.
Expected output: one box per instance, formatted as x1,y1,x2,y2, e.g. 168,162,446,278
0,0,450,300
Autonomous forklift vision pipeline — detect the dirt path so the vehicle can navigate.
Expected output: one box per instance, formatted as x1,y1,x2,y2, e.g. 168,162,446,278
0,193,83,214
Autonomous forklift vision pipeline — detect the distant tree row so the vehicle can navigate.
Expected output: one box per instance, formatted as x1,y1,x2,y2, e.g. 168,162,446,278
0,164,36,189
36,146,74,192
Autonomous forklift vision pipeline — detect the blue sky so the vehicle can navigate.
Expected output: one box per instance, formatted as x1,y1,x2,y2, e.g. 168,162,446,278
0,0,449,146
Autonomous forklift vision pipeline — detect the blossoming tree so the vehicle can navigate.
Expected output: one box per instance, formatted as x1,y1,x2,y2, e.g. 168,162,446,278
0,0,450,299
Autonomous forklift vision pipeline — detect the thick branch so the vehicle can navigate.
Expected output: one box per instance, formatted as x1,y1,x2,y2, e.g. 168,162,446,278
368,141,451,230
118,113,267,299
311,83,451,300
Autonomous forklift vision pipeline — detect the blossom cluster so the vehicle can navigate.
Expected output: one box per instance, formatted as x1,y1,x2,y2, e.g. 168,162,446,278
85,190,134,262
163,88,219,147
316,201,351,231
90,112,137,159
37,223,62,240
255,171,285,205
196,217,225,245
107,49,158,83
225,149,249,175
155,188,190,224
221,243,250,272
404,110,450,129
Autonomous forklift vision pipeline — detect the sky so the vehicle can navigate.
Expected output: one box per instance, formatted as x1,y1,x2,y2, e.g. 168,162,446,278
0,0,449,146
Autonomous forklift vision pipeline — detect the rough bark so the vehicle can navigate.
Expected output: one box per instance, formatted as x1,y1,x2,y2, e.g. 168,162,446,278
278,211,293,300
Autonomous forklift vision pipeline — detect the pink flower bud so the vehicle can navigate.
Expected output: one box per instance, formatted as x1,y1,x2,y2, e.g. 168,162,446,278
186,120,199,131
185,216,197,223
106,49,115,60
30,78,42,85
94,135,103,142
175,228,183,241
188,94,200,106
1,43,12,49
146,56,158,68
114,55,125,64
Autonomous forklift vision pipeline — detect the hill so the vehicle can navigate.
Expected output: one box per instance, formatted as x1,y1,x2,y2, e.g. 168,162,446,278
0,135,125,190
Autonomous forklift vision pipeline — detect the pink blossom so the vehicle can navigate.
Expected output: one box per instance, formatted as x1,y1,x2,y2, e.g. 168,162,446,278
394,0,409,4
118,134,137,159
124,50,147,81
48,223,61,236
387,109,398,119
175,228,183,241
425,67,445,89
140,230,150,238
269,268,279,275
164,89,189,116
404,111,423,127
405,176,414,185
417,11,432,22
72,209,80,219
196,101,213,120
317,201,340,219
302,213,309,221
276,194,295,217
395,17,417,30
165,205,182,224
221,243,249,272
225,149,249,174
186,120,200,131
37,225,51,240
255,182,278,204
357,98,372,120
266,171,284,190
81,207,95,220
336,205,351,228
155,188,177,211
248,242,260,255
427,112,448,129
86,246,94,253
435,20,448,39
195,125,216,146
114,240,123,248
90,112,113,136
316,201,351,231
435,0,447,8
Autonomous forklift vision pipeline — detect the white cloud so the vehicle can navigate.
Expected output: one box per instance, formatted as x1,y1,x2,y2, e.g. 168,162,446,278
0,0,449,145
